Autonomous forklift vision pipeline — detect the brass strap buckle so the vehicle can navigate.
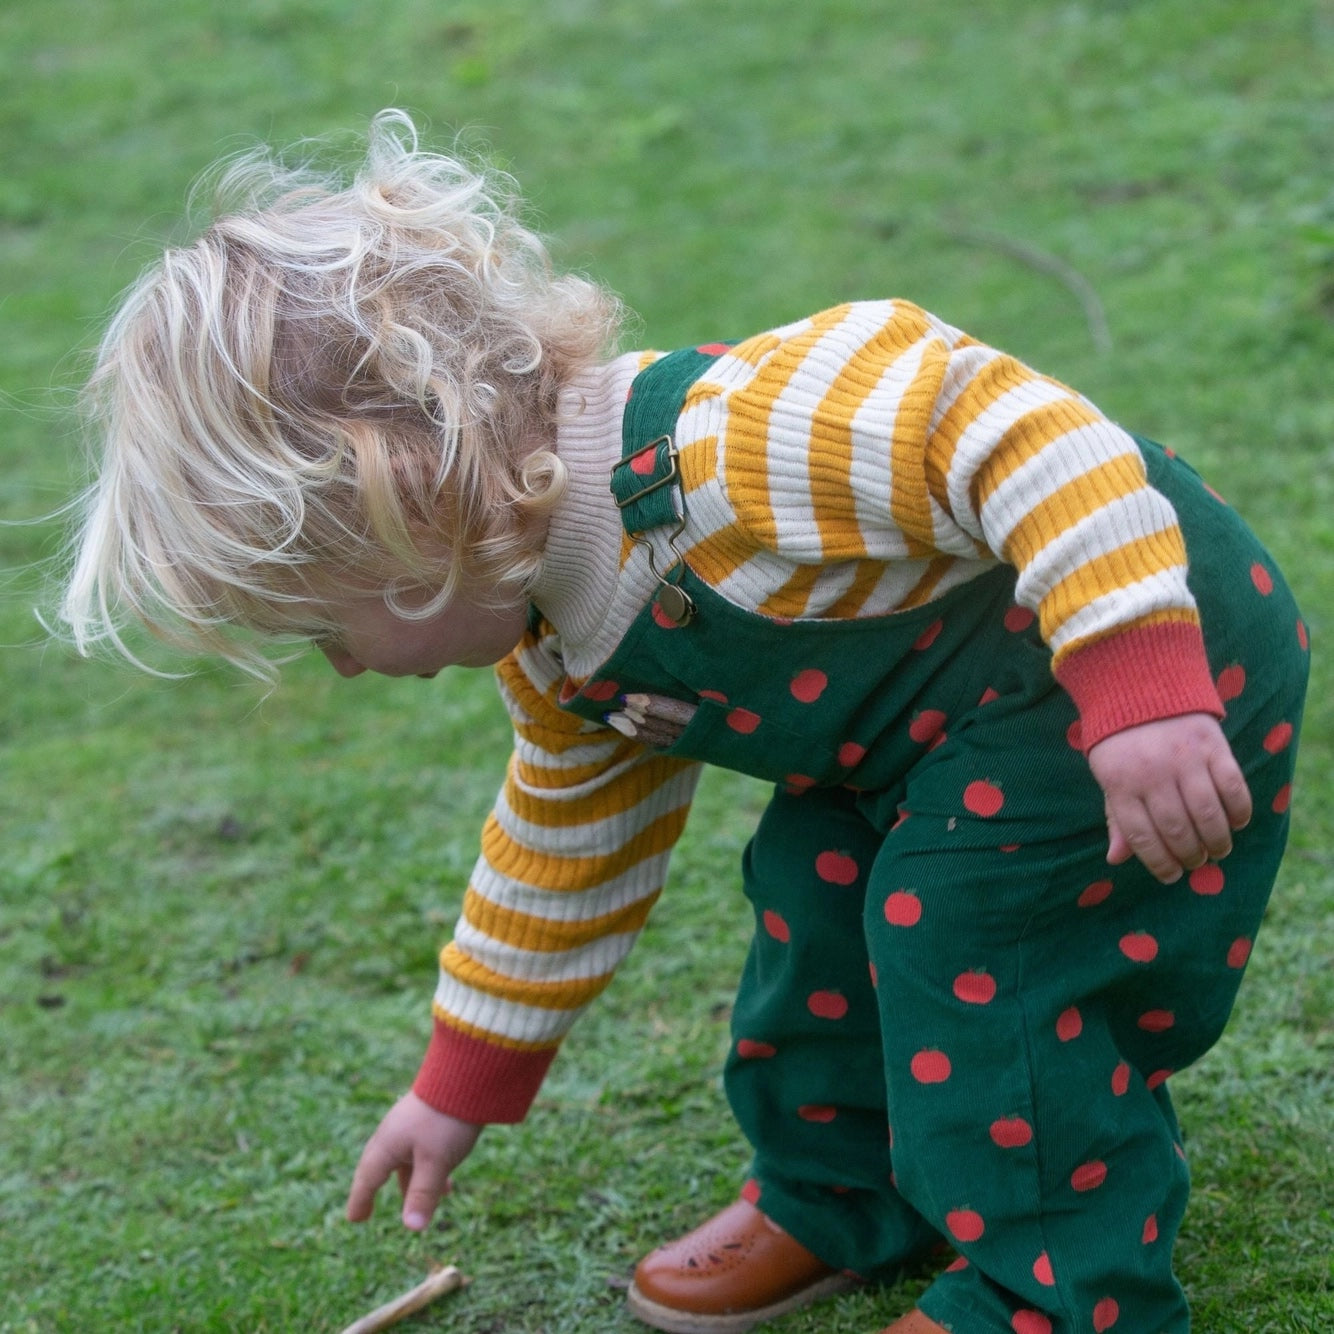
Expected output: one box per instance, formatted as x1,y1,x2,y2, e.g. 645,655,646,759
612,436,679,511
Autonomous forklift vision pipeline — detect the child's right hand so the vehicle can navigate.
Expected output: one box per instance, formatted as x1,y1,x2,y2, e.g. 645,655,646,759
346,1092,483,1231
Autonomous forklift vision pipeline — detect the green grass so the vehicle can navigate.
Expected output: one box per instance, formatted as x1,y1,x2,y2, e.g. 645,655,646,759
2,1,1331,1330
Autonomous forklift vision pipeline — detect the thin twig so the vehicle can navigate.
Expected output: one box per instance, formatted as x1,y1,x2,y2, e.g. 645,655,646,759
339,1265,469,1334
942,222,1113,354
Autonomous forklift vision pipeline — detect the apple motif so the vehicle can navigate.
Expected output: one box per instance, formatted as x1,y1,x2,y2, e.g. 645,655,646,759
762,910,790,942
581,678,620,702
1250,562,1274,595
725,706,762,734
1077,879,1114,908
698,688,729,703
909,709,948,744
945,1208,985,1242
1119,931,1159,963
1138,1009,1175,1032
1216,664,1246,702
1188,864,1224,895
1093,1297,1120,1331
629,448,657,476
884,890,923,927
807,990,849,1020
989,1116,1033,1149
952,970,997,1005
740,1178,761,1205
789,668,828,703
1011,1312,1053,1334
910,1049,952,1083
1226,937,1253,969
815,850,860,885
979,686,1000,706
945,1255,969,1273
913,619,944,651
652,601,683,629
1070,1160,1108,1192
838,740,866,767
735,1039,776,1059
1145,1068,1172,1090
963,779,1005,817
1056,1006,1083,1041
1142,1214,1159,1244
1110,1061,1131,1096
1033,1252,1055,1286
1264,721,1293,754
1298,618,1309,650
797,1104,837,1123
1004,606,1035,633
1272,784,1292,814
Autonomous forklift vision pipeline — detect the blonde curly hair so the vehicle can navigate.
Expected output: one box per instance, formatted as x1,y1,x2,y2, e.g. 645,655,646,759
60,109,623,678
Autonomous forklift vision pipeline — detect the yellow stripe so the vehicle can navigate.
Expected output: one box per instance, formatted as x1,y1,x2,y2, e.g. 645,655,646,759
460,884,659,953
503,757,686,828
998,455,1151,571
480,805,689,890
680,434,719,494
726,330,784,368
440,942,615,1011
1038,530,1190,643
809,306,933,560
757,562,823,619
429,1005,561,1054
897,556,957,610
926,349,1036,468
820,559,892,618
683,520,765,589
724,306,854,548
890,339,953,553
970,398,1111,508
513,751,690,791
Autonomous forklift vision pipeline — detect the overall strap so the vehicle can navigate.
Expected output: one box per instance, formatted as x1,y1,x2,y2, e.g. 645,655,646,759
609,345,728,536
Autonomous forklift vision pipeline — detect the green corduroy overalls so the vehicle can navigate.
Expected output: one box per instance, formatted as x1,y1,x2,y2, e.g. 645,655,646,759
557,347,1308,1333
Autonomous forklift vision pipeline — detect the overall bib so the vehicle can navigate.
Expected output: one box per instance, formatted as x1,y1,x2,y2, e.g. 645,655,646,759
557,348,1308,1333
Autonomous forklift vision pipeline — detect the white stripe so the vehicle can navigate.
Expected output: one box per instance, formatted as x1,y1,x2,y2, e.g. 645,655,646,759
433,976,592,1043
467,846,673,921
452,915,642,984
1046,567,1196,656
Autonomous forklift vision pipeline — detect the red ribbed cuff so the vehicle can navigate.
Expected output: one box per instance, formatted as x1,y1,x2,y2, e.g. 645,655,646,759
411,1019,557,1124
1055,619,1224,753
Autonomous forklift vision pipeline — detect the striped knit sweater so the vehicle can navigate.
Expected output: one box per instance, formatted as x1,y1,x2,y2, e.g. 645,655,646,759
412,300,1224,1123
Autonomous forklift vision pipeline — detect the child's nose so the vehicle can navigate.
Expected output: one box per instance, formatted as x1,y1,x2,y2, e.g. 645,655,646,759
321,645,367,678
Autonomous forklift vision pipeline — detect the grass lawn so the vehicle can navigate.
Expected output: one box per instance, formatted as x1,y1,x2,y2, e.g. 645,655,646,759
1,1,1331,1330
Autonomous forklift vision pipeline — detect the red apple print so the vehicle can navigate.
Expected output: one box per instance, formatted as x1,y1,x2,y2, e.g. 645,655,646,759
990,1116,1034,1148
798,1104,838,1123
1226,937,1253,969
652,601,683,629
698,688,729,704
1119,931,1159,963
913,619,944,650
629,448,657,476
1004,605,1036,633
1056,1006,1083,1041
726,706,762,733
979,686,1000,706
815,850,860,885
963,779,1004,817
910,1049,952,1083
1272,783,1292,814
807,990,849,1020
1093,1297,1120,1331
884,890,923,926
784,773,816,793
945,1255,969,1273
1297,618,1309,651
1078,879,1114,908
1250,562,1274,595
1138,1009,1175,1033
1142,1213,1159,1244
1033,1252,1055,1286
868,961,878,988
909,709,948,744
741,1178,761,1205
1011,1312,1053,1334
581,678,620,702
1146,1069,1172,1090
945,1208,985,1242
999,842,1020,853
736,1039,776,1059
838,740,866,767
1188,864,1224,895
1263,721,1293,754
953,970,998,1005
790,668,828,702
696,343,731,355
1071,1160,1108,1192
1066,719,1084,751
1111,1061,1131,1096
762,910,790,942
1216,664,1246,702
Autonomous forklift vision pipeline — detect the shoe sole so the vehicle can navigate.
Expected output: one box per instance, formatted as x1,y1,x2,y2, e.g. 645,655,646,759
625,1271,862,1334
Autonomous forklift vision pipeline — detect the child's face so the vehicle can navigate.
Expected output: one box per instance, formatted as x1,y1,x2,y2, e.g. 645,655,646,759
313,581,528,679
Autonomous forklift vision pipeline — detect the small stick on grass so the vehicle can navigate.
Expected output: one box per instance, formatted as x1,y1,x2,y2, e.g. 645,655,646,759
339,1264,469,1334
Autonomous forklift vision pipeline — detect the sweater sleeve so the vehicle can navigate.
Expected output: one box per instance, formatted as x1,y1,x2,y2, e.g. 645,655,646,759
412,618,703,1123
701,300,1222,749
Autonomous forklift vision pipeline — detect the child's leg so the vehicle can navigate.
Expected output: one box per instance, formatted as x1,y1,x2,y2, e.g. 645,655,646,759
724,784,940,1278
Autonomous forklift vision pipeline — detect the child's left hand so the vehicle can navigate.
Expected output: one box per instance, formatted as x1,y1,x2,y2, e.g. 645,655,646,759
1087,713,1252,883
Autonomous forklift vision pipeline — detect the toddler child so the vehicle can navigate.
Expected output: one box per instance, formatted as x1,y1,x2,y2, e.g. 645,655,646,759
61,112,1308,1334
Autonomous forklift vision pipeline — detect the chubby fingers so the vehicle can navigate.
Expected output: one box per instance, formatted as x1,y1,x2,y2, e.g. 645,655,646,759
346,1133,397,1223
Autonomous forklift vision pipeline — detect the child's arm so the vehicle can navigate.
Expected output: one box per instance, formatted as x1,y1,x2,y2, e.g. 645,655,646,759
346,1093,482,1231
1088,711,1252,883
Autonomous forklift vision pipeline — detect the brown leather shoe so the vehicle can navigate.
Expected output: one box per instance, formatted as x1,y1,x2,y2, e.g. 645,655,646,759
874,1311,951,1334
626,1198,859,1333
